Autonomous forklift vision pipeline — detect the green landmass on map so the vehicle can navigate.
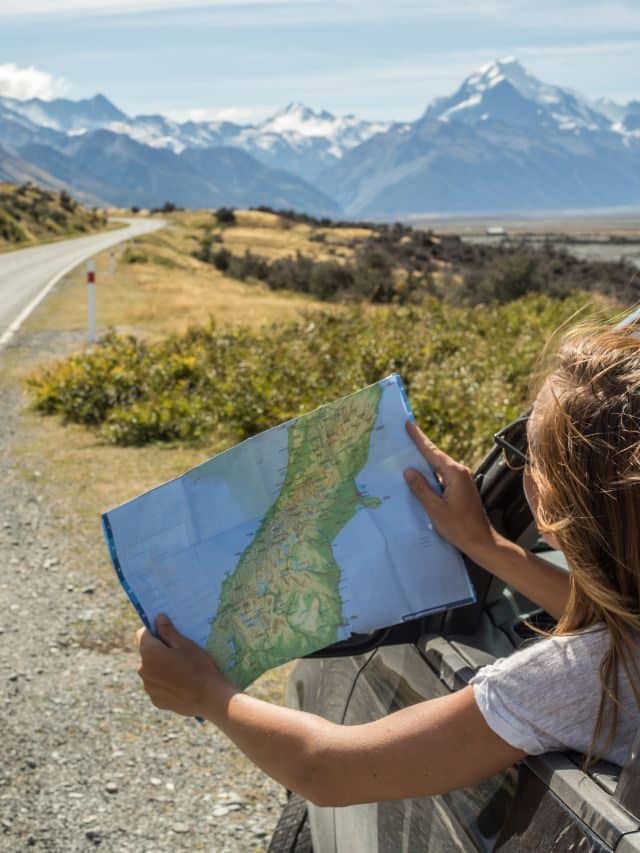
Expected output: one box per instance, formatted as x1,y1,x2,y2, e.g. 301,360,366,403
206,382,384,688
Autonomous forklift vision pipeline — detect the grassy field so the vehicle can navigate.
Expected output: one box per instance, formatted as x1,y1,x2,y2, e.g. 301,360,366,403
19,209,373,517
21,209,352,337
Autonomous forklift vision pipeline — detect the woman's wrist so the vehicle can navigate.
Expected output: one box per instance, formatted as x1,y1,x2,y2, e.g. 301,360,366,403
199,674,241,723
463,526,508,570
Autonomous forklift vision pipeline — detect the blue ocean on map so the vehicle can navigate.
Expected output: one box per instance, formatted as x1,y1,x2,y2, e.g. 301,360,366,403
332,378,473,639
103,420,292,648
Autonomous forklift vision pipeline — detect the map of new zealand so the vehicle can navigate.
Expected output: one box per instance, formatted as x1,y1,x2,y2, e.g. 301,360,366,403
103,375,474,688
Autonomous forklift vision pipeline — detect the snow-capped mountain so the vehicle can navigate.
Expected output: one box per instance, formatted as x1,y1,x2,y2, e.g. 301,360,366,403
318,58,640,216
254,102,390,155
621,101,640,134
0,94,389,182
426,57,614,134
226,103,391,180
0,58,638,216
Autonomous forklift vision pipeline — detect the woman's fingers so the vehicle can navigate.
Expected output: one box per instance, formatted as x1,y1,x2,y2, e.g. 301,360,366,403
404,468,440,510
404,468,447,529
405,421,454,475
155,614,189,650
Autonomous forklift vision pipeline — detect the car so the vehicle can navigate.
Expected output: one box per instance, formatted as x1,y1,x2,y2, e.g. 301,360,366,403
267,307,640,853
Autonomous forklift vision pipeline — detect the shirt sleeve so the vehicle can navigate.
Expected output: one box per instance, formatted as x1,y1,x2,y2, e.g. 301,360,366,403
469,632,604,756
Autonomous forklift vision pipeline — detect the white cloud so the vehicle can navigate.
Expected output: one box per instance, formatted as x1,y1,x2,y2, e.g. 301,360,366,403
0,62,68,100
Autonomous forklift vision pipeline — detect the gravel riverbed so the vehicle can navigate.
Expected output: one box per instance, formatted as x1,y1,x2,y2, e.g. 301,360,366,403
0,331,286,852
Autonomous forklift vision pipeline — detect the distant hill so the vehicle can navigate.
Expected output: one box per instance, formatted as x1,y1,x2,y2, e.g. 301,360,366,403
0,182,108,249
0,58,638,217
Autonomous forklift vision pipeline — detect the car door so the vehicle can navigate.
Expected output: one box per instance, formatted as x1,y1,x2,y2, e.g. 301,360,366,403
331,437,526,852
334,610,518,851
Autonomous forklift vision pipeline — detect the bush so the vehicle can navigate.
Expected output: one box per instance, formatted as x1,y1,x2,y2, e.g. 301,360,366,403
0,210,28,243
0,184,105,246
197,244,420,304
192,229,222,263
215,207,236,225
59,190,77,212
150,201,184,214
228,249,270,281
27,293,597,461
211,247,231,271
191,213,639,308
123,248,149,264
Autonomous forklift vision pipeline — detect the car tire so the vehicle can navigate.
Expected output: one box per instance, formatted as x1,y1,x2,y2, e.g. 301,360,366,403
268,792,313,853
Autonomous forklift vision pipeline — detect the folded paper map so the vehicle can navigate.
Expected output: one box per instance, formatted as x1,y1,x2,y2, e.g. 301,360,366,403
103,375,474,688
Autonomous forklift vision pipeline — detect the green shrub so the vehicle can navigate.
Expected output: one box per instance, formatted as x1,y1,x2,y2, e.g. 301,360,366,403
149,253,182,269
59,190,77,212
212,247,232,271
228,249,270,281
0,210,28,243
215,207,236,225
192,229,222,263
27,293,598,461
191,212,639,308
0,184,106,246
123,248,150,264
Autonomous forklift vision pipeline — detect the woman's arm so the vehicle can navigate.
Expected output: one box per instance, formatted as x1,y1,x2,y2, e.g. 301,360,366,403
137,617,524,807
404,421,570,620
463,531,570,621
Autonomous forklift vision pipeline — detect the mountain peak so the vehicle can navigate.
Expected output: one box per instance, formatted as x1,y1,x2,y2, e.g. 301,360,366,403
89,93,117,108
464,57,554,103
427,56,613,134
259,103,340,137
472,56,523,85
281,101,318,117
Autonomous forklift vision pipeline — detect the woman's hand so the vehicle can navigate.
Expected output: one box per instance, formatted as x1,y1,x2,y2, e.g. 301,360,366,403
136,614,236,718
404,421,496,561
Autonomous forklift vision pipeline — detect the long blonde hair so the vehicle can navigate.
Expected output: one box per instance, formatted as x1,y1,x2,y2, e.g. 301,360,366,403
529,317,640,763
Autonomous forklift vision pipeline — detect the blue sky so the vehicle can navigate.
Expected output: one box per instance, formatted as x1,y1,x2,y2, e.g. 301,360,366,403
0,0,638,122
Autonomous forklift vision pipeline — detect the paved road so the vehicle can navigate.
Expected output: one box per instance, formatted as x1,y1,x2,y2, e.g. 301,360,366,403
0,217,165,348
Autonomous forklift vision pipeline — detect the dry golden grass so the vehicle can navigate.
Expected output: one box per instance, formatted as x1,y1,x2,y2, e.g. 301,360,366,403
172,208,373,263
21,213,344,339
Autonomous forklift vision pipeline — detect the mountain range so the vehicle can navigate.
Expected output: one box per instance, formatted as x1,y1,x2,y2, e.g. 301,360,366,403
1,57,639,218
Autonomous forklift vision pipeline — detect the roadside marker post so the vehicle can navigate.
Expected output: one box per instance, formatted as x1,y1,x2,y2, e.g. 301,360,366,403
87,260,96,344
109,250,116,275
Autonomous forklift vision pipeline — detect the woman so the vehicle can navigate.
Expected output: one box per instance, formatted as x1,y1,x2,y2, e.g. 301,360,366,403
135,320,640,806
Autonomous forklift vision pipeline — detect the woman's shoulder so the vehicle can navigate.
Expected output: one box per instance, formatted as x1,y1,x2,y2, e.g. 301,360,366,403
470,625,611,696
521,625,609,663
469,625,614,757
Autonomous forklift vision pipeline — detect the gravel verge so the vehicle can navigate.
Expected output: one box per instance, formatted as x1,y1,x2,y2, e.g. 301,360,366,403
0,330,286,852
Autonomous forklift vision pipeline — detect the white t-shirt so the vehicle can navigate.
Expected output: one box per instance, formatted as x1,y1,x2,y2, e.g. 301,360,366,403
470,627,640,766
